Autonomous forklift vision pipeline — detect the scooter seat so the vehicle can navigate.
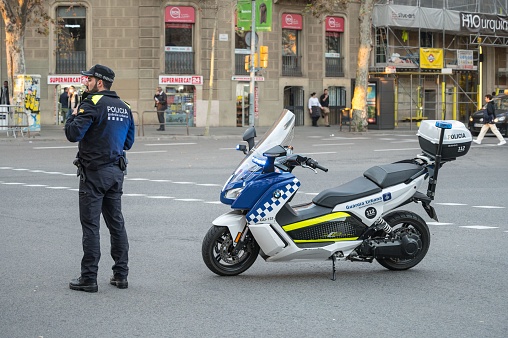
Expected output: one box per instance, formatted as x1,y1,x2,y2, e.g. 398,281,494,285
363,163,423,188
312,177,382,208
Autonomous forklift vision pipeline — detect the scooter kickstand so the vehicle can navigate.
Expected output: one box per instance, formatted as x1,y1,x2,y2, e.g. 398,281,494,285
331,253,337,281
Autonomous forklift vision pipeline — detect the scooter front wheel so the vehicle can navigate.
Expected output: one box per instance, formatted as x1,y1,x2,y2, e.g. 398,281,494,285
375,210,430,271
202,226,260,276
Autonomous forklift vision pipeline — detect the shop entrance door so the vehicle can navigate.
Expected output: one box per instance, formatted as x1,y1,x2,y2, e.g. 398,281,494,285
328,86,346,125
235,84,250,127
283,86,304,126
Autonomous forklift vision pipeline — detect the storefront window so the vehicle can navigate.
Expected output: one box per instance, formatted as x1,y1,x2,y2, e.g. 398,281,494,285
165,6,195,74
56,6,86,74
166,85,195,126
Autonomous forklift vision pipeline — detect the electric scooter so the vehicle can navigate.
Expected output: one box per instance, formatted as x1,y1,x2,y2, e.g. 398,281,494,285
202,109,471,279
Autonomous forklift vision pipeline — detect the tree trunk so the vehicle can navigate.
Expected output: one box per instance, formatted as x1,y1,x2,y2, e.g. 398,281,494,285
0,0,28,102
351,0,375,132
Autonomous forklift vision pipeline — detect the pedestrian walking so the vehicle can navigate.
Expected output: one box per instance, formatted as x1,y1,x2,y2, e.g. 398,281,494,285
308,92,322,127
59,87,68,122
0,81,10,105
65,64,135,293
473,94,506,146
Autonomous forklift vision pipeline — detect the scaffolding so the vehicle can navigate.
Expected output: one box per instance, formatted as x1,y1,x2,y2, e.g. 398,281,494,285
371,0,508,126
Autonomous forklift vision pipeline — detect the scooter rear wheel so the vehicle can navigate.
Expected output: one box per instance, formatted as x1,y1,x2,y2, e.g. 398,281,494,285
375,210,430,271
202,226,260,276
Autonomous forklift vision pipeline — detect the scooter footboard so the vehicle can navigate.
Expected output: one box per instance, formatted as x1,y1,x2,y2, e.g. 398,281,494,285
249,224,286,256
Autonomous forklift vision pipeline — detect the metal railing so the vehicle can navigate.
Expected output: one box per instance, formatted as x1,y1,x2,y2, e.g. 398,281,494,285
325,57,344,77
56,51,86,74
0,105,30,138
282,55,302,76
140,110,189,136
165,52,194,74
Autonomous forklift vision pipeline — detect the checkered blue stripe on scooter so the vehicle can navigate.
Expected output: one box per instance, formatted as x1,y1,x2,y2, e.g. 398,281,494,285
247,178,300,224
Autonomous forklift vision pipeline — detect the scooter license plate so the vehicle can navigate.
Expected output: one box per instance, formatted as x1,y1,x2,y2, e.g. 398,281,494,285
474,123,483,128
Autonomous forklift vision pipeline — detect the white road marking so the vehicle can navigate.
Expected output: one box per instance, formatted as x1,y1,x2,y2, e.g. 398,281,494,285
460,226,499,229
220,148,237,150
145,143,196,146
301,151,337,155
197,183,222,187
128,150,167,154
205,201,222,204
127,178,150,181
2,182,25,185
146,196,174,199
427,222,454,225
174,198,204,202
472,206,505,209
436,203,468,206
151,179,172,182
24,184,48,187
0,167,13,169
45,186,71,190
12,168,30,171
124,194,147,197
173,182,195,185
321,137,369,140
374,147,421,152
33,146,77,149
312,143,354,147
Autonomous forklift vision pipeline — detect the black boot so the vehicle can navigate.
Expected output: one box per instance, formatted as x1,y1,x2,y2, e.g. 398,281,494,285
110,275,128,289
69,277,98,293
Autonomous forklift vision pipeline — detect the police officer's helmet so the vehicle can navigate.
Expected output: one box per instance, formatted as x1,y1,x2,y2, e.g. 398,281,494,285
81,64,115,83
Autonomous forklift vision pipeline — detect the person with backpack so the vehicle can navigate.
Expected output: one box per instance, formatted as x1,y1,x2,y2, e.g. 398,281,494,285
473,94,506,146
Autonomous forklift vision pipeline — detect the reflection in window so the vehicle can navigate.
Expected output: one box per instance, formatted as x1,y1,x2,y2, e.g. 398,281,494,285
325,32,341,54
56,6,86,74
165,23,193,49
282,29,298,56
165,22,194,74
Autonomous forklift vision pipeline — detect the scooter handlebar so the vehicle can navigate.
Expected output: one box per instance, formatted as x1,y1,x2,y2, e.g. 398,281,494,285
306,158,328,172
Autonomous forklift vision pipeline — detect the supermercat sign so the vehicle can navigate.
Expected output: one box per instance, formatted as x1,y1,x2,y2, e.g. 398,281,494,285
47,75,86,85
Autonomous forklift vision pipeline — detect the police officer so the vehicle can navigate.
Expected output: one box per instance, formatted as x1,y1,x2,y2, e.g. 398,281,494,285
65,64,135,293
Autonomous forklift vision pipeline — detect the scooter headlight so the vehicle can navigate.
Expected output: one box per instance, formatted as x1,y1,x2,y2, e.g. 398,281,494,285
225,187,244,199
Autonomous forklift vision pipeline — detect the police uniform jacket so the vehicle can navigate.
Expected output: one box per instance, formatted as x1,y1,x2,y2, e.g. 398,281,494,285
65,90,135,170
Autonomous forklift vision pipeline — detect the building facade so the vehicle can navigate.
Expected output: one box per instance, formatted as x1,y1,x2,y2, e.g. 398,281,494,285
0,0,506,128
0,0,359,127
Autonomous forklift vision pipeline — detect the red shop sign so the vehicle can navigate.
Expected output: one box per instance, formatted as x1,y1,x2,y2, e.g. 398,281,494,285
326,16,344,32
165,6,195,23
282,13,302,30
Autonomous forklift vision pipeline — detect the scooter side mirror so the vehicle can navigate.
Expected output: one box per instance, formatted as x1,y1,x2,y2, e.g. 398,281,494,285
243,126,257,151
262,145,287,173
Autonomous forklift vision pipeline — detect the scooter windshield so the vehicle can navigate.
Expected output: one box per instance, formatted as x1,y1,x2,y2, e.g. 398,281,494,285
227,109,295,185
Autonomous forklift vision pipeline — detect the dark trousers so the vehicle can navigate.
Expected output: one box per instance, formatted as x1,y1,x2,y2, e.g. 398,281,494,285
311,106,321,126
79,165,129,281
157,110,165,130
